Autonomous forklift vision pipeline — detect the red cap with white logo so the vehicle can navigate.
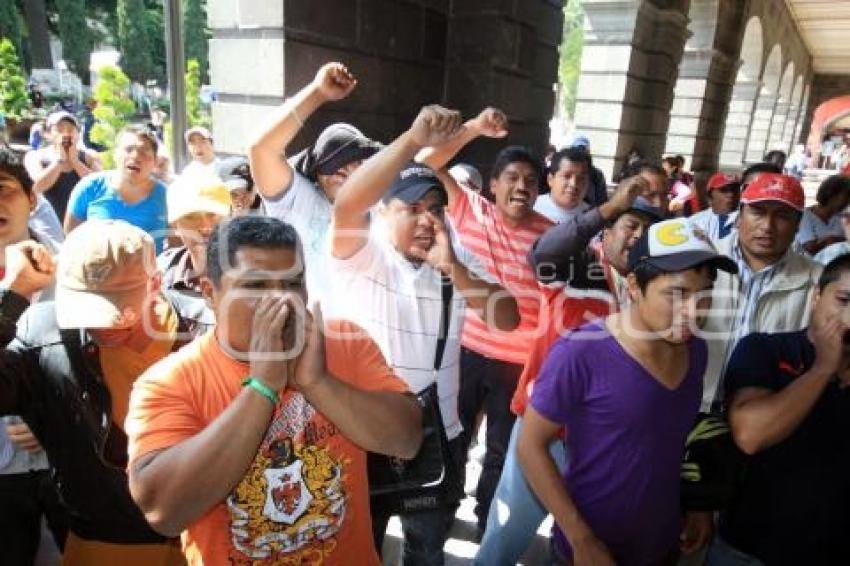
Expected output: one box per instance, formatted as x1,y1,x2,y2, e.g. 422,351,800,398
740,173,804,212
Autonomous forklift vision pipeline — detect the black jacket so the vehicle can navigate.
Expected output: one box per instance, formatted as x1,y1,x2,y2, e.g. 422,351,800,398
0,289,212,543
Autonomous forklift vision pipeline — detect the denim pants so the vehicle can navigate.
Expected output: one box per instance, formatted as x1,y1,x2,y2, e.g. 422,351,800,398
458,347,523,530
371,437,465,566
474,417,567,566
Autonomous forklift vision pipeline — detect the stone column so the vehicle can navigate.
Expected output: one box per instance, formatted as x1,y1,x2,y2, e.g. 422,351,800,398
207,2,286,155
206,0,451,156
718,79,758,168
665,46,737,174
205,0,563,171
574,0,690,180
744,88,778,163
444,0,564,172
781,102,802,152
766,99,790,152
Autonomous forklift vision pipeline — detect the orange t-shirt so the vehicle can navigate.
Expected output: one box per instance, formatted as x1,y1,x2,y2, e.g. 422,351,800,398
126,320,409,566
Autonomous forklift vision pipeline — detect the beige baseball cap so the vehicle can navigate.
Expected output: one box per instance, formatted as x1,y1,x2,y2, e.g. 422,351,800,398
167,172,232,223
56,220,156,329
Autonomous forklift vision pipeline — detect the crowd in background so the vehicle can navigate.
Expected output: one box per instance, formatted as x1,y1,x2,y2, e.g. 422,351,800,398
0,61,849,566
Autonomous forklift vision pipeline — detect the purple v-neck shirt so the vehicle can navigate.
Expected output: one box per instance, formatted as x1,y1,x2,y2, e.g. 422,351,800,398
531,320,705,565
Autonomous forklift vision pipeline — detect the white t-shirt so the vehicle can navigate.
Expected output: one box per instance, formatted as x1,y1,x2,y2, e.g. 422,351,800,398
180,157,224,178
795,207,844,248
261,171,335,312
688,209,738,242
533,194,589,224
329,218,496,440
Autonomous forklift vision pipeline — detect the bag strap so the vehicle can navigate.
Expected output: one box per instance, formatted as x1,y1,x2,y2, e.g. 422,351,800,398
433,275,453,374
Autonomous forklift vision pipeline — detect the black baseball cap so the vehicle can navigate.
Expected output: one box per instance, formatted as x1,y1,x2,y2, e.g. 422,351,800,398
382,162,448,205
624,196,665,224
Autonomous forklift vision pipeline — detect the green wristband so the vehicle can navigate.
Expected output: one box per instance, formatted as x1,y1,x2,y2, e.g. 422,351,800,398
242,377,279,406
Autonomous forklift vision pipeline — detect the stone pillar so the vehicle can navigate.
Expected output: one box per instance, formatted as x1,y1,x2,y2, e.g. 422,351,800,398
744,88,778,163
781,102,802,152
207,2,286,155
665,46,737,174
766,98,790,152
205,0,563,171
445,0,564,173
718,79,758,168
207,0,451,156
574,0,690,180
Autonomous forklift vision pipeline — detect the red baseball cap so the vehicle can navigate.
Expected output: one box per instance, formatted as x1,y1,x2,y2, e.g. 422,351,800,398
841,162,850,177
740,173,804,211
707,172,740,191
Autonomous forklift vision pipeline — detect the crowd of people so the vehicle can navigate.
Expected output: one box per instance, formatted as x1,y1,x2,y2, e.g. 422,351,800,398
0,61,849,566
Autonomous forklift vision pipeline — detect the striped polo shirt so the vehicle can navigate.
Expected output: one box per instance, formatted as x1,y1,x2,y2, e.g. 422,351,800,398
447,187,554,365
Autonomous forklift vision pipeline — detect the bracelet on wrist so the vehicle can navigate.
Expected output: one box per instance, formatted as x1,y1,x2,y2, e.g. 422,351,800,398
242,377,279,406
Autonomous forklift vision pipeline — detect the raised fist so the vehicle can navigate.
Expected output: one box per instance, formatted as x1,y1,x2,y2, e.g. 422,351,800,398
470,107,509,139
408,105,464,148
1,241,56,298
313,63,357,103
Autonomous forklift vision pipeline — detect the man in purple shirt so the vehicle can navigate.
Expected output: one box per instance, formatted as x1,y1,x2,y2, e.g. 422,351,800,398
518,219,737,565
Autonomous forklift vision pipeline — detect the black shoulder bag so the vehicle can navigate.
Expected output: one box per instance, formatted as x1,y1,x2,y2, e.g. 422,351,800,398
367,275,463,514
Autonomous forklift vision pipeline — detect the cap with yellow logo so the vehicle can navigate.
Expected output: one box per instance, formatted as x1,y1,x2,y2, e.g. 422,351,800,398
626,218,738,275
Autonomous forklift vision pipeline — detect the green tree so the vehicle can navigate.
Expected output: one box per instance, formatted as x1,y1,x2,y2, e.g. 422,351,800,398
90,65,135,167
22,0,53,68
185,58,210,129
0,0,23,59
117,0,154,83
183,0,209,83
0,38,29,118
559,0,585,118
144,3,166,86
55,0,92,80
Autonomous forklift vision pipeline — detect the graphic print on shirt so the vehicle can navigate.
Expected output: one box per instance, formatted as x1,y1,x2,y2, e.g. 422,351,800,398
226,393,347,564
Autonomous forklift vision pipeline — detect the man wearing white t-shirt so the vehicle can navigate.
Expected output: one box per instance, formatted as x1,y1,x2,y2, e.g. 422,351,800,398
248,63,380,312
330,105,520,566
534,146,592,223
181,126,223,178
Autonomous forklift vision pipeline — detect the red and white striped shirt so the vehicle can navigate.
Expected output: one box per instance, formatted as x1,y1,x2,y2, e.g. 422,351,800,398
447,188,553,364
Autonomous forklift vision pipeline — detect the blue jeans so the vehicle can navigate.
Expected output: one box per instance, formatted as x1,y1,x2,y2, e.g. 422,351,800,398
705,536,764,566
474,417,567,566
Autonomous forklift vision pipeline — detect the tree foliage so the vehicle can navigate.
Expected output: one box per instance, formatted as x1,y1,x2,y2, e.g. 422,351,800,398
185,58,210,129
0,0,23,60
55,0,92,79
117,0,155,83
90,65,135,167
559,0,585,119
0,38,30,118
183,0,209,83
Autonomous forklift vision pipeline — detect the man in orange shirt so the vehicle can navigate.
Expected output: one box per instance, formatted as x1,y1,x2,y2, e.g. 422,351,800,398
126,216,423,566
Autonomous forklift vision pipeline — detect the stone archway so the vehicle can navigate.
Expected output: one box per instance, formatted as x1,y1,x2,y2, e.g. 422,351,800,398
745,43,782,162
719,16,763,168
